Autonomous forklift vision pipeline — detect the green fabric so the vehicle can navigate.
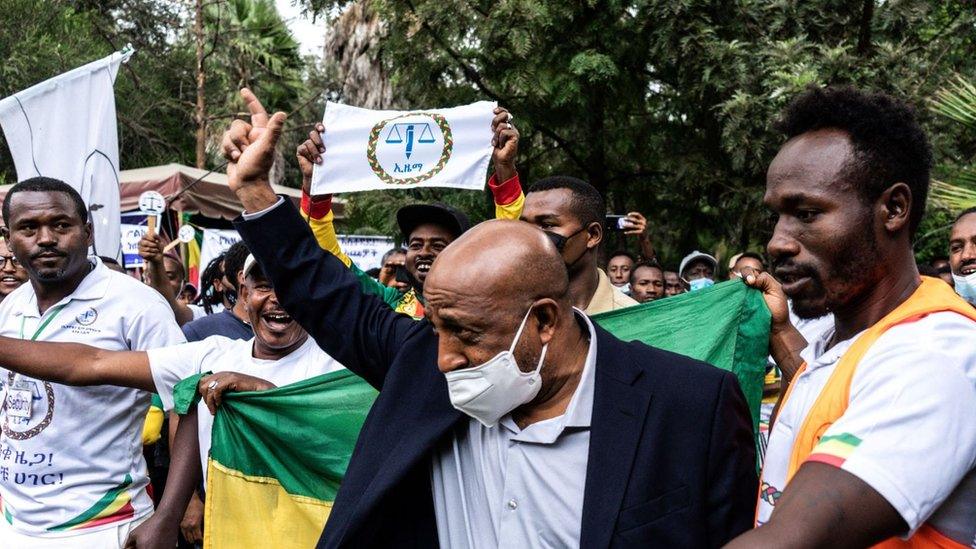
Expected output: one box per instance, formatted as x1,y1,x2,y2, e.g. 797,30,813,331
592,280,770,434
350,262,402,309
173,369,377,501
173,372,208,415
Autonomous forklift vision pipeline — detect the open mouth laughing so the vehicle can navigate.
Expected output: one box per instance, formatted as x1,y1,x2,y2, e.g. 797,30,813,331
261,311,294,331
415,259,433,277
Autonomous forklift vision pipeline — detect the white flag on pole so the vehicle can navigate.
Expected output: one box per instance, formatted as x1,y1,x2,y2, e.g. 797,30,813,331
0,47,134,261
311,101,496,195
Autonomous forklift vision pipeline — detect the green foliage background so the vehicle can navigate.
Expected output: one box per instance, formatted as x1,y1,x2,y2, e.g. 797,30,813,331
1,0,974,268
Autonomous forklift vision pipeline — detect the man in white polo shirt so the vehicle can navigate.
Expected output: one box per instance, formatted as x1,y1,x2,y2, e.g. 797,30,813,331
0,254,346,546
0,177,185,547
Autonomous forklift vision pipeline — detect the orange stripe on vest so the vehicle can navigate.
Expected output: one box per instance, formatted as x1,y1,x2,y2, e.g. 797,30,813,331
782,277,976,548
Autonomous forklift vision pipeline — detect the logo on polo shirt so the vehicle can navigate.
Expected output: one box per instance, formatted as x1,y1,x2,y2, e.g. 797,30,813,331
76,308,98,326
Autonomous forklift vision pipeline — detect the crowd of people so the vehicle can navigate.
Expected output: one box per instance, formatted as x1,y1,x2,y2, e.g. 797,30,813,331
0,83,974,549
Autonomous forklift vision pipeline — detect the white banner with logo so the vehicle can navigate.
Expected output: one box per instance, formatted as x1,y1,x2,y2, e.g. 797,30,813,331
199,229,241,279
311,101,496,195
338,235,395,272
0,47,134,262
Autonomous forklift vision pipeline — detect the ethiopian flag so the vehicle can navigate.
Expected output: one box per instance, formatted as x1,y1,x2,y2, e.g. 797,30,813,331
173,369,377,549
593,280,771,434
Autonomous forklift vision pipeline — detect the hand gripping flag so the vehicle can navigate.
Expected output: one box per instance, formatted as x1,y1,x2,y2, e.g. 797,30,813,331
592,280,771,437
174,370,377,549
311,101,496,195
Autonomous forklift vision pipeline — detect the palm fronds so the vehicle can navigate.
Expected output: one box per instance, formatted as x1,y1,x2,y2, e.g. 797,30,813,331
930,75,976,128
929,174,976,212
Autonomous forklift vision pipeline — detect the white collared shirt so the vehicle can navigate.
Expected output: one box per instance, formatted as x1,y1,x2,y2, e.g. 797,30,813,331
147,335,345,484
431,310,597,549
0,258,185,536
758,312,976,544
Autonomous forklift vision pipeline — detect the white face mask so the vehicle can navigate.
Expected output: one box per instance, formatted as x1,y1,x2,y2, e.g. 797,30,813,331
952,272,976,304
443,306,549,428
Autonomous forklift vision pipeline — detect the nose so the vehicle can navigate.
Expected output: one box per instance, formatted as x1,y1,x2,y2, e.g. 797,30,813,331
766,219,800,262
36,226,57,246
436,337,469,374
961,241,976,264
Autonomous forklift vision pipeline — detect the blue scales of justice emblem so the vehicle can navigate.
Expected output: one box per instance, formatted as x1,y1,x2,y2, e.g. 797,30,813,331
384,122,437,159
75,308,98,326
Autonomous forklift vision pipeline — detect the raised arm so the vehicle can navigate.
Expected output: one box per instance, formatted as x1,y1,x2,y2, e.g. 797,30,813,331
0,336,154,391
488,106,525,220
222,88,421,388
296,126,403,308
139,233,195,326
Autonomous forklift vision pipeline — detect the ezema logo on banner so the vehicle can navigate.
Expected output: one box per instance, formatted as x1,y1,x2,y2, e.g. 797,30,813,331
311,101,495,195
367,112,452,185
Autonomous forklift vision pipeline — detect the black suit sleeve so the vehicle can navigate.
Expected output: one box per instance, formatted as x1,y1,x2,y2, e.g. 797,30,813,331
705,372,759,546
234,199,419,389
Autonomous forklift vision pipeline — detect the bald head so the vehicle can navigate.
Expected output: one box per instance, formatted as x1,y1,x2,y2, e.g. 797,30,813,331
424,220,582,380
426,219,568,308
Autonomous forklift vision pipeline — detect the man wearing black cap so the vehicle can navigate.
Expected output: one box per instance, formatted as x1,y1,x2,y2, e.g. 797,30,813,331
395,202,470,290
319,202,473,320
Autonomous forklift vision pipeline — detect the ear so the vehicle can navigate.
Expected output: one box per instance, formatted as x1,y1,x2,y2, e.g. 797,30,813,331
238,281,250,308
532,298,560,347
880,182,912,234
585,221,603,249
84,222,94,247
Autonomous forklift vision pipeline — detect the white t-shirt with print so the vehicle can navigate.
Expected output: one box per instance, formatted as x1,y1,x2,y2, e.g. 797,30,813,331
758,312,976,544
0,259,185,537
147,335,345,483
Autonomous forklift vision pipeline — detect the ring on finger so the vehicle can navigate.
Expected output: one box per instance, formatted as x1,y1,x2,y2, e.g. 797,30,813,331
208,380,218,391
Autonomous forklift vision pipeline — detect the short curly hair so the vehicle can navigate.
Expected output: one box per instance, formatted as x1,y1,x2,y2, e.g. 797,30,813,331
528,176,606,228
775,86,932,235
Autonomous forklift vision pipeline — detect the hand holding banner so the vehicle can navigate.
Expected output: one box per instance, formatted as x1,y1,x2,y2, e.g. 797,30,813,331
311,101,496,195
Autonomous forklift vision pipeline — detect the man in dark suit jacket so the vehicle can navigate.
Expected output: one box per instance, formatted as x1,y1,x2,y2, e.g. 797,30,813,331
223,91,758,548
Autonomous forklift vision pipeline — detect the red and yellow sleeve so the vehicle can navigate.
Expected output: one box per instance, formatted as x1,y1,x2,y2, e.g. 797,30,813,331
488,172,524,220
302,193,353,267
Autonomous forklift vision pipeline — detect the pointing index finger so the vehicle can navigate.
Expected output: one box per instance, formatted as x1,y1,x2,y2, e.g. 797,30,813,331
240,88,269,128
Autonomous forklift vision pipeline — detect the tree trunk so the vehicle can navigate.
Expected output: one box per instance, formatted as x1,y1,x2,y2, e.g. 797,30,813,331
194,0,207,169
857,0,874,55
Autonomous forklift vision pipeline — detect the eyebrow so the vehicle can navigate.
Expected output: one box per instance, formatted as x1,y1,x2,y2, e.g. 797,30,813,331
521,213,559,223
437,310,483,331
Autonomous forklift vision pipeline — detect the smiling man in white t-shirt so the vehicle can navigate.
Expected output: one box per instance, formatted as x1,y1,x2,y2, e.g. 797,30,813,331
0,178,186,547
730,88,976,547
0,254,345,547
